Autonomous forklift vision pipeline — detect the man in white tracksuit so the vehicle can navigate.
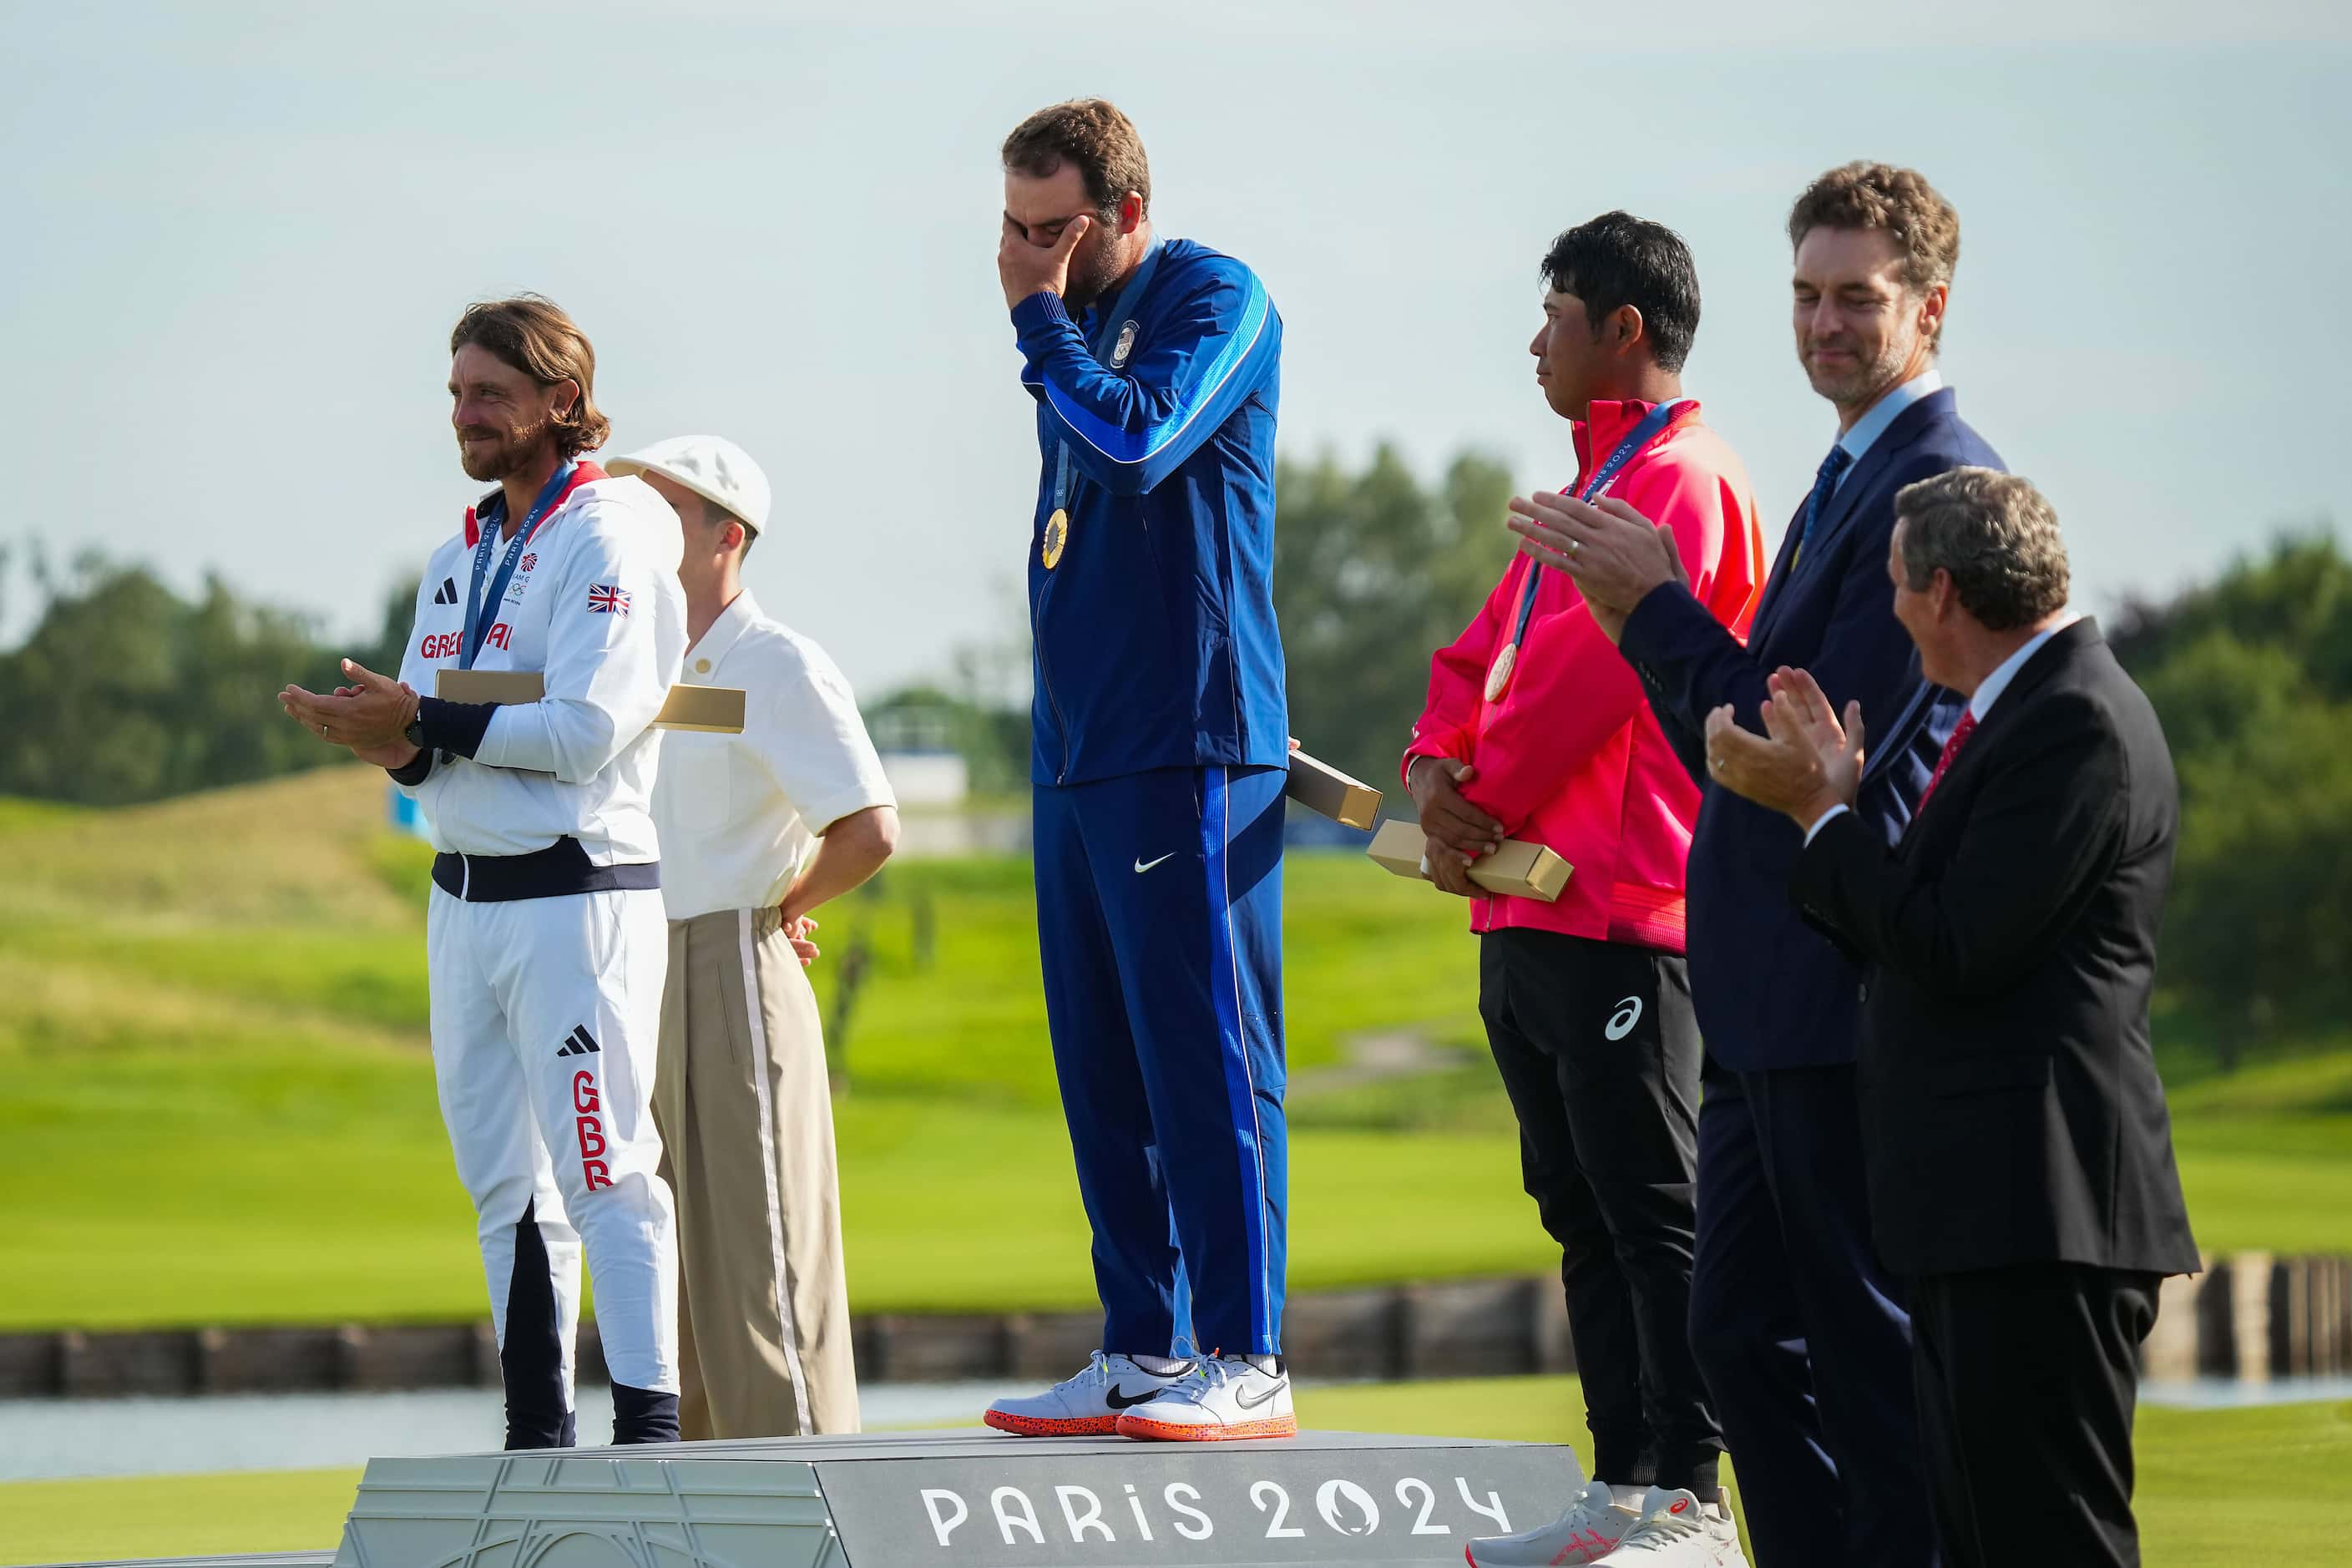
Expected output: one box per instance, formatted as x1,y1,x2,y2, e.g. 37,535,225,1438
281,295,687,1447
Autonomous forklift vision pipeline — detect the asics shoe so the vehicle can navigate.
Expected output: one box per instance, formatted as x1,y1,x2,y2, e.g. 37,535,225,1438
1114,1353,1297,1441
982,1352,1195,1437
1591,1488,1749,1565
1465,1479,1641,1565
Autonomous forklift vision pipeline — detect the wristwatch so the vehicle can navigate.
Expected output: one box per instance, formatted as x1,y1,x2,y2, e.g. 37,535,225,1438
403,704,427,751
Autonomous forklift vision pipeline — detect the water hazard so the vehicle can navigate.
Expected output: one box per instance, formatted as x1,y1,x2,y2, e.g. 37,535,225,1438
5,1376,2347,1484
0,1381,1006,1483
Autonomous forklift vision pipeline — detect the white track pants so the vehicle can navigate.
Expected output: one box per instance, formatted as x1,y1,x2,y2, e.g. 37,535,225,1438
426,885,680,1419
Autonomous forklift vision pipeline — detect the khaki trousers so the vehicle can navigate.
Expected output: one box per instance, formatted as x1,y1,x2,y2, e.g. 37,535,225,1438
654,906,859,1437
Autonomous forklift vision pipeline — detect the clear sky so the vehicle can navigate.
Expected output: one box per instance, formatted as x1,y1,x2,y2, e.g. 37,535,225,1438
3,2,2345,696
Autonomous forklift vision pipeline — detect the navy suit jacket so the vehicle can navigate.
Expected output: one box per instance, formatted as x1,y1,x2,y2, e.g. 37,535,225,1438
1619,387,2003,1071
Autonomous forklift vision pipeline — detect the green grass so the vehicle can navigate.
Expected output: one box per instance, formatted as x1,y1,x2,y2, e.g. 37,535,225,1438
3,1380,2344,1566
1,768,2349,1331
0,1466,364,1565
2163,1049,2352,1256
795,848,1485,1108
0,794,85,834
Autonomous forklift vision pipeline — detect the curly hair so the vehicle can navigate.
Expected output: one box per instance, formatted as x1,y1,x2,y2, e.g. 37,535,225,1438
1788,162,1960,310
1002,99,1151,220
1895,468,2070,631
448,295,611,456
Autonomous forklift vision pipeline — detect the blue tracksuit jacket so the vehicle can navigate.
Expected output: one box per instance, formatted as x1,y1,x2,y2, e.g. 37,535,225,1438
1014,236,1287,785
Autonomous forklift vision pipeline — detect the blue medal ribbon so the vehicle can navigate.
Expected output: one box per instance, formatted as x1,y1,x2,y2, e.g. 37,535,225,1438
1501,399,1692,658
461,461,577,669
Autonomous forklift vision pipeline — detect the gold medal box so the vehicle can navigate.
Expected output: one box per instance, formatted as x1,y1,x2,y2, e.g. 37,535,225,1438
1286,749,1571,903
435,670,746,733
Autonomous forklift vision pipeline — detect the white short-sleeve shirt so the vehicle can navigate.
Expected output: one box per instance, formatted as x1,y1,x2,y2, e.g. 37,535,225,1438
652,589,897,920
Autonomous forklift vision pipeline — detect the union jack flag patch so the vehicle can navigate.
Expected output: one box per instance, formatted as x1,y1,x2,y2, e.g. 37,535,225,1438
587,584,630,615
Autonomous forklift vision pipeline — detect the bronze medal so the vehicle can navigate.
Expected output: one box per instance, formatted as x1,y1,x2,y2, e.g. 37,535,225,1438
1041,507,1070,569
1484,642,1518,702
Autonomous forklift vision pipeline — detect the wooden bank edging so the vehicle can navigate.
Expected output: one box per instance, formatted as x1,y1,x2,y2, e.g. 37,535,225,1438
3,1254,2345,1401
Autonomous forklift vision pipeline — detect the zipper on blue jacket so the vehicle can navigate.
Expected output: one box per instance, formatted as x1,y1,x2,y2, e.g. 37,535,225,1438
1033,566,1073,783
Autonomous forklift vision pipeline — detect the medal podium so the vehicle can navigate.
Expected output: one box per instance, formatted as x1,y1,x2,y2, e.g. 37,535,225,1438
326,1429,1583,1568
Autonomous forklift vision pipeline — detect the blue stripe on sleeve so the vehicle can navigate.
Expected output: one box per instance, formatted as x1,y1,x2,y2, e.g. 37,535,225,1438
1043,277,1272,468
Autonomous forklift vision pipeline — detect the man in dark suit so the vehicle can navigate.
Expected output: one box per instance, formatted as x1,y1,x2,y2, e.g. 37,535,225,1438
1701,467,2199,1568
1509,164,1995,1565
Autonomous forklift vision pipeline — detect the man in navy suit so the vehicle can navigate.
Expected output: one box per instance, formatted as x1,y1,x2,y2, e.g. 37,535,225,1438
1508,163,2000,1566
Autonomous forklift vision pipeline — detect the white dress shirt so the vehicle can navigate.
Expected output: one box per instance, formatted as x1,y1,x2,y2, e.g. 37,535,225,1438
1803,610,2080,845
652,590,897,921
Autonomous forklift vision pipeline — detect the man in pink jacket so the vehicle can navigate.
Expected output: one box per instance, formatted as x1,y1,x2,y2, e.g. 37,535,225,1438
1409,214,1767,1567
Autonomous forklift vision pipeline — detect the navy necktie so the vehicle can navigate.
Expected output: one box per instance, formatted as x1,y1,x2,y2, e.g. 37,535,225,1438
1793,444,1854,569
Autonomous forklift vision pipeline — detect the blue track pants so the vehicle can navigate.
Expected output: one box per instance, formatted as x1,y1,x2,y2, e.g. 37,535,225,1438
1032,764,1287,1358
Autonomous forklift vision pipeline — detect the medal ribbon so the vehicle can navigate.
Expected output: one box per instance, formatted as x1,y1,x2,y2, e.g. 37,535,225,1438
1050,235,1169,517
1490,399,1692,697
462,460,582,669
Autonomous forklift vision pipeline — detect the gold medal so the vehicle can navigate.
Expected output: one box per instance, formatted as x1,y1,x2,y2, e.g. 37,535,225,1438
1041,507,1070,569
1484,642,1518,702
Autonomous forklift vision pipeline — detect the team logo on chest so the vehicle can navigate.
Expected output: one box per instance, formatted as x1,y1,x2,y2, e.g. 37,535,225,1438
506,552,539,604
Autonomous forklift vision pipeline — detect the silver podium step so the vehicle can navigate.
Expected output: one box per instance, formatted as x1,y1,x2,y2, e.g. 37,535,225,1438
329,1427,1585,1566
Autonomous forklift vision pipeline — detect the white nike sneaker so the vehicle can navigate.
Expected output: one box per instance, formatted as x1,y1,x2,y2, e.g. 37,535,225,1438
1466,1479,1641,1565
1591,1488,1749,1565
982,1352,1195,1437
1114,1353,1297,1441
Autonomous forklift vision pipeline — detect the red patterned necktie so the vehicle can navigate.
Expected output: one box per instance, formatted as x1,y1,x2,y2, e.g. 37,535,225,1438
1914,710,1979,817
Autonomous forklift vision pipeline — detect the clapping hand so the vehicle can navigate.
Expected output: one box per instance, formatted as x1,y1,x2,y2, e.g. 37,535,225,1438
1702,667,1865,831
279,658,421,768
1505,493,1686,645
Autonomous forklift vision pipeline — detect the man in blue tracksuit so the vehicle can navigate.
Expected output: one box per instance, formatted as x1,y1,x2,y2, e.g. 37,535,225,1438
979,99,1295,1444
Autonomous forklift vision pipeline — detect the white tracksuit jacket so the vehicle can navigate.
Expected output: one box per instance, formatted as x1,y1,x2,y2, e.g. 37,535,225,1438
394,468,689,1425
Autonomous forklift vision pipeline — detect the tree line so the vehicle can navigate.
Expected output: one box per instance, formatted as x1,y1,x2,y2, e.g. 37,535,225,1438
2107,533,2352,1060
0,473,2340,1064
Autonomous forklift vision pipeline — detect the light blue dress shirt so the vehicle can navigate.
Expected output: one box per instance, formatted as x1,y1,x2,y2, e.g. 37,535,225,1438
1832,367,1945,492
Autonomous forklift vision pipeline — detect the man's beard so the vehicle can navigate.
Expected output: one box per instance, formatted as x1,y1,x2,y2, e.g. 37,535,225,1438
458,414,554,482
1064,227,1126,312
1803,331,1915,412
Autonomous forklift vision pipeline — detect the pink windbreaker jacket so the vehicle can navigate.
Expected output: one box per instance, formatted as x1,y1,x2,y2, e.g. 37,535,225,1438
1404,399,1767,950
